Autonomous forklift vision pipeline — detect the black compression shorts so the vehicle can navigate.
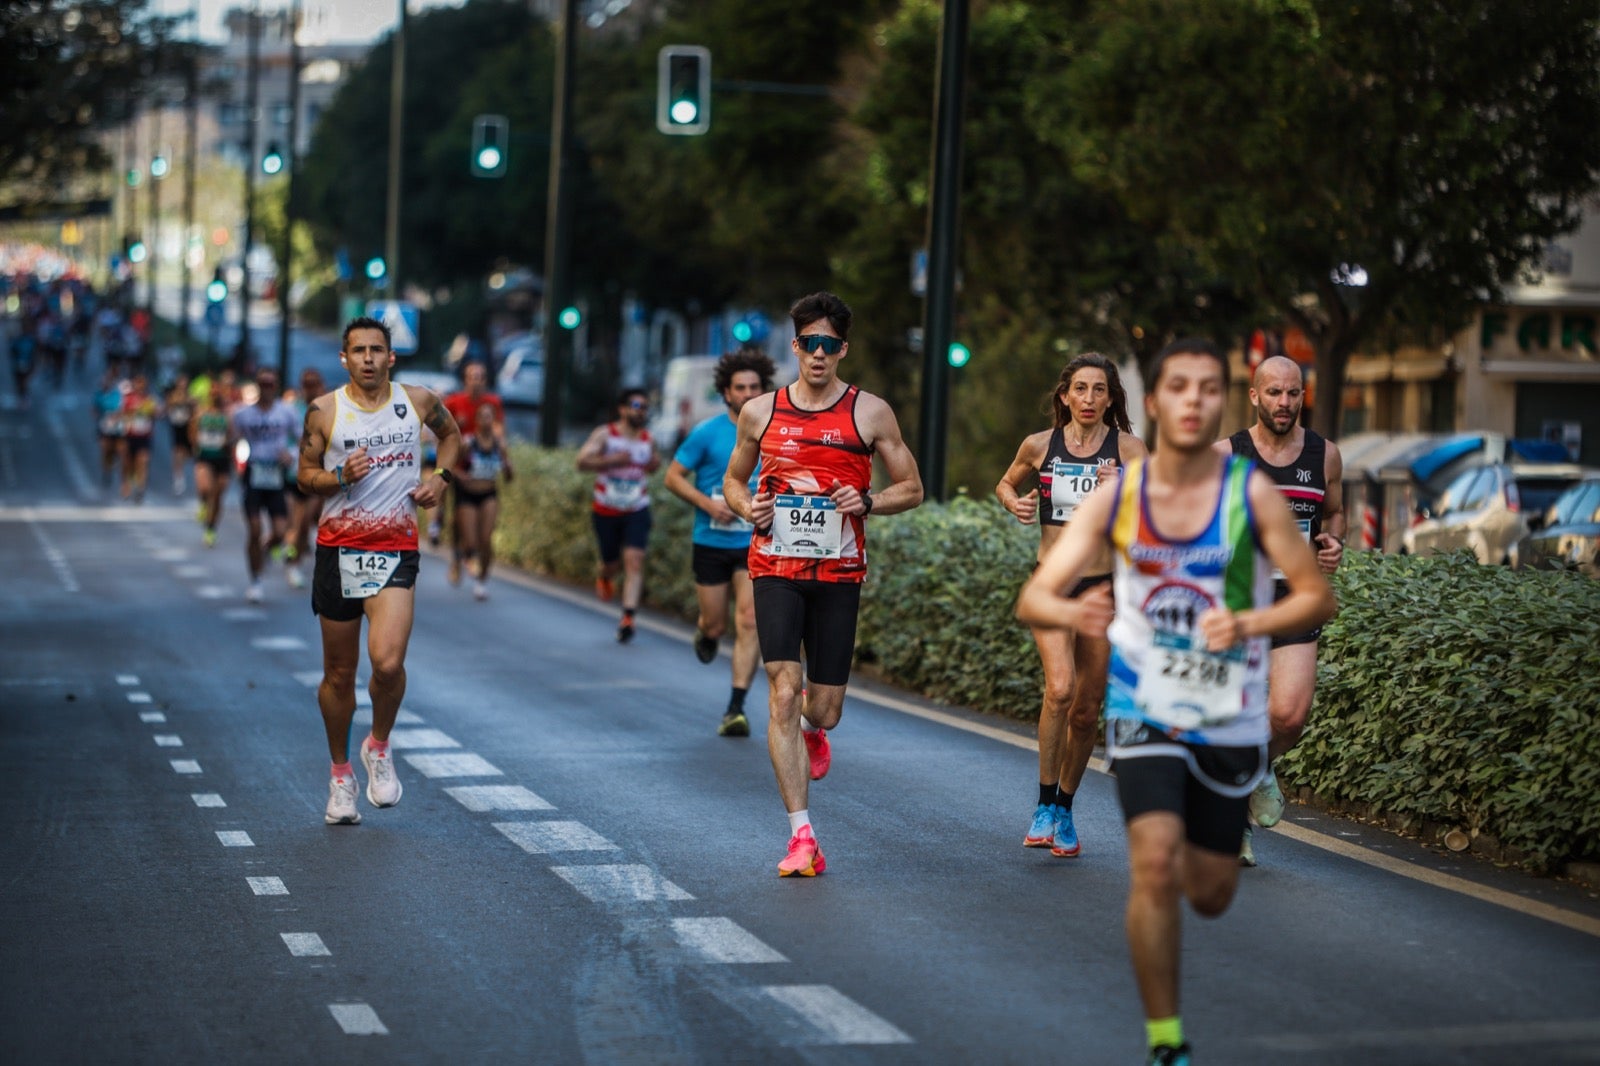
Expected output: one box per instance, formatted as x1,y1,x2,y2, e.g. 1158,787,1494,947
752,576,861,688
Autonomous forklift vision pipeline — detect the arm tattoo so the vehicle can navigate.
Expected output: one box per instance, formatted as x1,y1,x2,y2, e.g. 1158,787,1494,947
423,399,453,436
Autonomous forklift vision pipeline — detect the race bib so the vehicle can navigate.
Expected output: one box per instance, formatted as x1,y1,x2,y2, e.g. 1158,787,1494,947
127,415,153,435
598,476,646,511
248,461,284,491
338,548,399,599
767,495,842,558
709,490,753,533
468,451,503,481
1136,630,1247,730
1272,518,1314,581
196,427,227,451
1050,461,1099,521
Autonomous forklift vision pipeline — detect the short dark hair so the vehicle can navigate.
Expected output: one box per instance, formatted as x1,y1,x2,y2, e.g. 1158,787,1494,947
789,291,851,340
618,386,648,408
341,315,391,351
714,348,777,395
1143,336,1228,392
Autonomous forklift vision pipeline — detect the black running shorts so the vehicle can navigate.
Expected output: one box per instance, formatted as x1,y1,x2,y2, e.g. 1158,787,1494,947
692,544,749,586
752,576,861,688
591,509,652,563
1112,725,1266,856
242,486,287,520
1269,580,1320,648
311,545,420,622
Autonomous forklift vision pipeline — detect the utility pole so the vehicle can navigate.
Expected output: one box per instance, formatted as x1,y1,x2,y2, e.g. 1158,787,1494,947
384,0,406,299
539,0,577,447
179,2,199,339
237,1,261,369
122,94,138,309
917,0,970,503
277,0,301,376
146,91,162,315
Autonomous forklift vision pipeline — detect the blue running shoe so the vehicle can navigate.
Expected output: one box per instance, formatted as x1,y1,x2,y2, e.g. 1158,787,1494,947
1024,803,1057,847
1051,809,1081,857
1148,1043,1192,1066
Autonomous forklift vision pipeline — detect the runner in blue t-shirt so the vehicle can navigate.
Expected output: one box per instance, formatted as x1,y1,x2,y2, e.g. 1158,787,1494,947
664,348,777,736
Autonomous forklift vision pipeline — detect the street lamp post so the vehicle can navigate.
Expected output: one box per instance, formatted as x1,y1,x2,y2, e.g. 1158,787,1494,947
277,0,301,376
540,0,577,447
237,1,261,369
384,0,406,301
179,14,199,341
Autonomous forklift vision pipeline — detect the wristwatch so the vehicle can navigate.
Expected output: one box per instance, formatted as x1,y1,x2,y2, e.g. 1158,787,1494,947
433,467,455,485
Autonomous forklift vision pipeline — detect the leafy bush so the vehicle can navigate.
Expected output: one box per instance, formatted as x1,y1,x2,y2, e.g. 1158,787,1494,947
491,454,1600,873
1281,550,1600,873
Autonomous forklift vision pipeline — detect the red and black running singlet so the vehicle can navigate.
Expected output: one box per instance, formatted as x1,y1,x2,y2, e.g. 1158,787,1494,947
749,384,873,584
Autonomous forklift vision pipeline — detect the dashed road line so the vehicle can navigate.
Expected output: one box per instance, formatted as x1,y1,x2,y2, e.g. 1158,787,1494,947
387,728,458,749
251,636,308,651
247,876,288,896
216,831,254,847
328,1003,388,1035
126,691,152,703
154,734,182,747
191,793,226,808
174,565,209,579
759,985,913,1045
170,759,202,774
139,711,166,723
669,918,788,964
194,585,231,599
444,784,553,811
494,821,618,854
402,753,501,778
281,933,331,957
550,864,694,903
116,674,140,686
220,607,267,621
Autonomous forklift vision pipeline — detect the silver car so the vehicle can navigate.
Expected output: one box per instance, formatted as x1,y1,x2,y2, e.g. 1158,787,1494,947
1511,477,1600,577
1401,462,1597,565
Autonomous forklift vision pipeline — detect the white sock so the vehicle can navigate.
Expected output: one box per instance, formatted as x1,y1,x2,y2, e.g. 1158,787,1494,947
801,717,817,733
788,809,811,836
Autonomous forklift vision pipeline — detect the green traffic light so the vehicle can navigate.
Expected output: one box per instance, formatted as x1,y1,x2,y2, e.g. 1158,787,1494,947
365,257,386,281
206,280,227,303
127,241,147,264
731,321,753,343
126,169,141,188
947,342,971,368
558,306,582,330
476,146,502,171
670,99,699,125
150,156,169,179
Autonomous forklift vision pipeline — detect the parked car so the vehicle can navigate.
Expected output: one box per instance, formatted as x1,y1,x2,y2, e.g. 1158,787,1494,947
649,354,723,452
1510,476,1600,577
495,333,544,408
1401,462,1598,565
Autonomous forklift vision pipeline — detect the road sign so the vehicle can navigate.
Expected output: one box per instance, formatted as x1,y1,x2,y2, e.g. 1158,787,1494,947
365,300,420,355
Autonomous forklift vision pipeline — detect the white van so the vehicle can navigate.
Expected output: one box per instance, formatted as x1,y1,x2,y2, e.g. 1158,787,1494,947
651,354,724,452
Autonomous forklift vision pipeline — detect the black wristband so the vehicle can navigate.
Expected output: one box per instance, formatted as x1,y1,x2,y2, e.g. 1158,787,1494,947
860,492,874,516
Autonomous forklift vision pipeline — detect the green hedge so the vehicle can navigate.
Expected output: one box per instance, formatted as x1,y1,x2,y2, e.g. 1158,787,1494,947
492,446,1600,874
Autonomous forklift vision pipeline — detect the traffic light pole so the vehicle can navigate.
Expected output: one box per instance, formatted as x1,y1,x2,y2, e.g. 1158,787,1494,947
237,1,260,369
917,0,969,504
384,0,406,302
539,0,577,447
179,13,198,341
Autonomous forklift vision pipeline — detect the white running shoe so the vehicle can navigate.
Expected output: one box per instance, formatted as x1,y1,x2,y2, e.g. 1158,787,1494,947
1239,824,1257,867
246,583,264,604
1249,768,1286,829
361,736,402,808
285,565,305,589
325,775,361,825
473,580,488,601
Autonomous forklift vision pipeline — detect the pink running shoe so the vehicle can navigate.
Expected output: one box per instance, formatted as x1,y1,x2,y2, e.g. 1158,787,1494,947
777,825,826,877
804,728,831,781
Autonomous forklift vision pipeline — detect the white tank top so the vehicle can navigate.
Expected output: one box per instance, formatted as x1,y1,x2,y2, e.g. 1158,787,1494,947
317,383,424,551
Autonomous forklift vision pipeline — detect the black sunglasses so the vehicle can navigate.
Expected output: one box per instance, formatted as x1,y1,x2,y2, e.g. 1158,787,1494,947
796,334,844,355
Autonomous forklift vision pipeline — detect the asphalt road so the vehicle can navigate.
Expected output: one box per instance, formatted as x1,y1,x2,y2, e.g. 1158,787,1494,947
3,345,1599,1065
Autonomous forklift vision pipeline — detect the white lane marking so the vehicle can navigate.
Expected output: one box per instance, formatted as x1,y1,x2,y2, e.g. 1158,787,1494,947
43,413,97,500
353,708,423,725
281,932,332,957
494,821,618,854
1251,1018,1600,1053
247,876,288,895
292,671,322,687
192,793,226,808
760,985,912,1045
195,585,231,599
328,1003,388,1036
126,692,153,704
154,734,183,747
251,636,308,651
550,864,694,903
354,690,372,707
554,679,655,691
444,785,554,812
216,831,254,847
221,607,268,621
116,675,140,686
671,918,788,964
139,711,167,723
174,565,209,579
386,728,459,749
152,548,188,562
402,753,501,778
171,759,202,774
